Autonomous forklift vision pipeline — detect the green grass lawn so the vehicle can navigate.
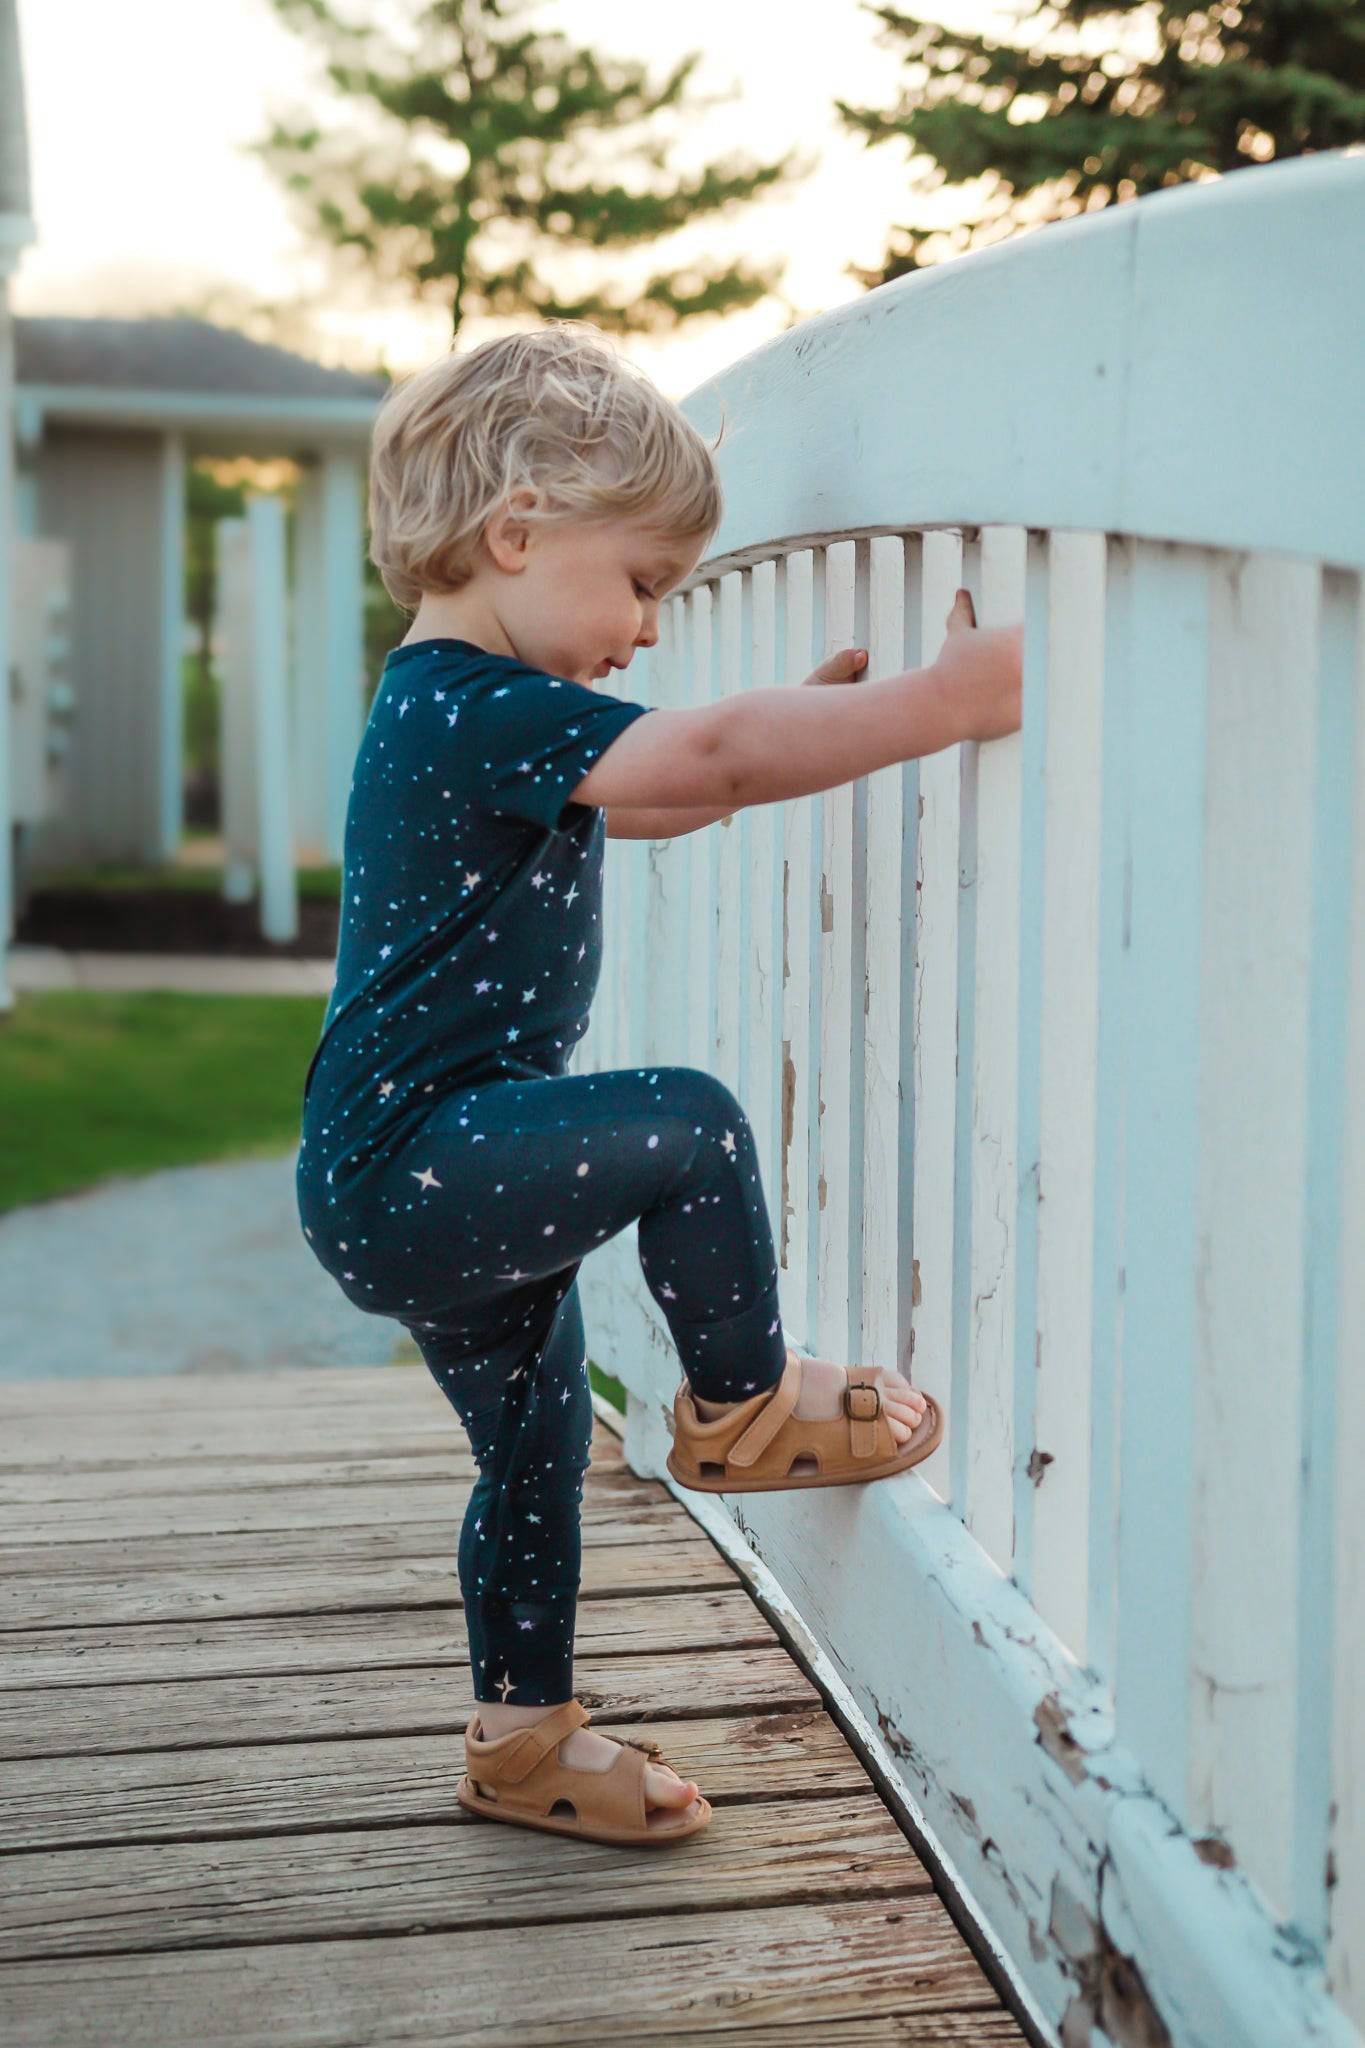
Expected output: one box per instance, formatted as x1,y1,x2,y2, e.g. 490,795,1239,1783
0,988,329,1213
0,985,626,1410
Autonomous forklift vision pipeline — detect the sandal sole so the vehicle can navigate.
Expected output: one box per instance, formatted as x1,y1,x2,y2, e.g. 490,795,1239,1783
666,1395,944,1493
456,1776,713,1846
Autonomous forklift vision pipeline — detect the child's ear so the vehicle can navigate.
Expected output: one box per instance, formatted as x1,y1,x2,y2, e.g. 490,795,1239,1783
483,490,539,573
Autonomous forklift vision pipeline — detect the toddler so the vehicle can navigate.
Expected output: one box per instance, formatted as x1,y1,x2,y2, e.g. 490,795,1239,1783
296,322,1022,1844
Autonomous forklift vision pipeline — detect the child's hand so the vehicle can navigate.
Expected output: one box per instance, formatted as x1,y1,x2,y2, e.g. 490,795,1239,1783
801,647,869,686
932,589,1023,744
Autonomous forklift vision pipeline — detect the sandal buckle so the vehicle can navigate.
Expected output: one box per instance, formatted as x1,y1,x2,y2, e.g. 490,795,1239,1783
843,1381,883,1421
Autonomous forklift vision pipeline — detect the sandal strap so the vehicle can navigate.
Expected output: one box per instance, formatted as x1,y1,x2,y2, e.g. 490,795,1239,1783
843,1372,884,1458
495,1697,590,1783
725,1352,803,1469
620,1733,664,1758
727,1358,888,1469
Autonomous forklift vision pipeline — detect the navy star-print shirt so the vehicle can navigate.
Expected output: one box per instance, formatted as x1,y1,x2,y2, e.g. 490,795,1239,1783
295,637,655,1210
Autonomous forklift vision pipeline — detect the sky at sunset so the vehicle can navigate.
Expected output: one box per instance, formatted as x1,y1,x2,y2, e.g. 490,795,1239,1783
10,0,1065,399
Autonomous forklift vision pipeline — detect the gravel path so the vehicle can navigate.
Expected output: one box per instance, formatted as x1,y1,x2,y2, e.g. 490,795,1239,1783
0,1152,414,1382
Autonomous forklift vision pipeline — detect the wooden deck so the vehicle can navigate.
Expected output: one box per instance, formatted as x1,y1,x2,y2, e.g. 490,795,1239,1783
0,1363,1031,2045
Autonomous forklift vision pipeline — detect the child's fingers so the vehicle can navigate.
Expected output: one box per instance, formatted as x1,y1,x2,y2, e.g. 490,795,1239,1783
805,646,869,685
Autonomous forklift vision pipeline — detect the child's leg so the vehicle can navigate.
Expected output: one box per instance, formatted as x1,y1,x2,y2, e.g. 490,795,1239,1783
414,1278,591,1709
364,1063,918,1817
375,1064,794,1400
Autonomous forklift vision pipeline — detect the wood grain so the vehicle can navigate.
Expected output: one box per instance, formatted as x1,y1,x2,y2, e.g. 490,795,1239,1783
0,1363,1025,2043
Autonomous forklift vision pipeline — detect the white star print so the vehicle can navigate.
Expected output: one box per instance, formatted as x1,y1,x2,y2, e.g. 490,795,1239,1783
530,872,548,890
496,1671,516,1701
506,1026,520,1042
521,987,537,1003
526,1512,542,1523
447,709,459,727
398,696,410,716
379,945,393,960
474,978,491,994
411,1167,442,1191
721,1130,737,1155
463,870,482,890
563,881,579,909
378,1080,395,1098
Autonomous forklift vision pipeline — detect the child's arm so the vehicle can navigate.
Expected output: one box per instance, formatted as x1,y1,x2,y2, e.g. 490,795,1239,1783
601,649,875,836
572,599,1020,815
604,804,735,840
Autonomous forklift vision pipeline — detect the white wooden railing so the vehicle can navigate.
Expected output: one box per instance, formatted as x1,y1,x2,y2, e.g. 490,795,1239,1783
576,149,1365,2047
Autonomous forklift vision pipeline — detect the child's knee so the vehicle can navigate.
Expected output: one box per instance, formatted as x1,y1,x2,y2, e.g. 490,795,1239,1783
653,1065,749,1139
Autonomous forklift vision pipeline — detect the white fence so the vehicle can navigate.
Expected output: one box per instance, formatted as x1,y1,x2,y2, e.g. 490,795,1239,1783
575,149,1365,2047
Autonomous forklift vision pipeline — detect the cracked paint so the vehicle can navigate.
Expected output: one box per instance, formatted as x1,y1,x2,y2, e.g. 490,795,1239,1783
1052,1865,1175,2048
1036,1692,1090,1786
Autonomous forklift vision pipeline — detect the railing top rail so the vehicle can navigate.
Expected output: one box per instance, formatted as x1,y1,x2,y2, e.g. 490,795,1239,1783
677,149,1365,581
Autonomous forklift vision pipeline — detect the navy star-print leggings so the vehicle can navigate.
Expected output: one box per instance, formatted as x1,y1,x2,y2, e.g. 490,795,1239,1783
388,1064,789,1707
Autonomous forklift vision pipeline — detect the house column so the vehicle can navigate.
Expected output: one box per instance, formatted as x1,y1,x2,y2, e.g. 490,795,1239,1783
294,447,364,866
218,497,298,942
290,459,326,860
156,430,186,861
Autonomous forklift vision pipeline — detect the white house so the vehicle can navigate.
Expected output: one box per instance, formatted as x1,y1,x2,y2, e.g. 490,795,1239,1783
10,314,384,877
0,0,386,1005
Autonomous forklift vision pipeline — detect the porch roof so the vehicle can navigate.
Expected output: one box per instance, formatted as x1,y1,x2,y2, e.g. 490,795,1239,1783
14,315,387,454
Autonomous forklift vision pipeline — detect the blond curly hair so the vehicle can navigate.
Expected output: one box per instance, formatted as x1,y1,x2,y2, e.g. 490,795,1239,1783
367,321,724,613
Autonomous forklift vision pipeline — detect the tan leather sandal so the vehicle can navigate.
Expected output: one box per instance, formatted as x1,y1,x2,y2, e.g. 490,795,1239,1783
666,1347,943,1493
457,1696,712,1847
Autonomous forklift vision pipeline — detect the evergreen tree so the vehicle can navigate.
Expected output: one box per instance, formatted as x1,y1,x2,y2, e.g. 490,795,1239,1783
837,0,1365,284
253,0,809,340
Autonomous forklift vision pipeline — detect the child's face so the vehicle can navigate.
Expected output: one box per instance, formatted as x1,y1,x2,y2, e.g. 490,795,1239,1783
492,508,706,689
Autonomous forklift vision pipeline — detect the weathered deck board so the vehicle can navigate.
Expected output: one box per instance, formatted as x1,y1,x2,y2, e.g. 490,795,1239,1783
0,1645,823,1761
0,1364,1029,2045
0,1531,734,1629
0,1481,681,1547
0,1587,780,1686
6,1713,875,1851
3,1792,933,1959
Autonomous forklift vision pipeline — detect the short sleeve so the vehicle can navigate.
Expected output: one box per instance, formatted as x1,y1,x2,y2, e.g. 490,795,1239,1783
455,662,655,833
